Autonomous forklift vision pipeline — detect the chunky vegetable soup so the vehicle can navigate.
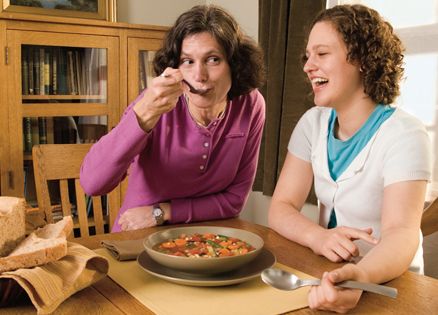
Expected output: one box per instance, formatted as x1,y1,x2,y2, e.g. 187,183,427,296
153,233,256,257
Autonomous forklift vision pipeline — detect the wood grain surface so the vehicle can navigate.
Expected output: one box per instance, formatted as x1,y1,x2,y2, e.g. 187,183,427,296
2,218,438,314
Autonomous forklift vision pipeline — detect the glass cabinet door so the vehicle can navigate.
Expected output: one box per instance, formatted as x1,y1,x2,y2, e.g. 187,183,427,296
21,45,107,103
127,37,162,104
138,50,156,92
6,30,119,202
119,38,161,200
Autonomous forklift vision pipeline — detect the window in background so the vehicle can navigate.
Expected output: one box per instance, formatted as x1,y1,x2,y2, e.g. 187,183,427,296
328,0,438,200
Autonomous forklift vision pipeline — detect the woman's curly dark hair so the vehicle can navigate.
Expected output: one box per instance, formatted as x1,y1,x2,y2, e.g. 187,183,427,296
310,4,404,105
153,5,265,100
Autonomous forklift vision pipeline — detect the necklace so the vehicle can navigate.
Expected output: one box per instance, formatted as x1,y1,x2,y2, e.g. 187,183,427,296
184,94,227,127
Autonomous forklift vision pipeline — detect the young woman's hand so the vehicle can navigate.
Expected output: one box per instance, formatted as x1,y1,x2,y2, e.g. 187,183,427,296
308,264,367,313
310,226,378,262
133,67,184,132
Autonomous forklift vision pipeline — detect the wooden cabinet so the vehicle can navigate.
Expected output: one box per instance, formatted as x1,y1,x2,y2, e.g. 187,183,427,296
0,14,167,210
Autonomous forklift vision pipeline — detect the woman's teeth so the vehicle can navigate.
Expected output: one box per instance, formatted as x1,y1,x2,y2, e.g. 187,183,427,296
312,78,329,86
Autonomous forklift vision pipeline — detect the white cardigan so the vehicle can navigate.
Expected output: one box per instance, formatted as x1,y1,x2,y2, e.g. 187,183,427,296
288,107,432,273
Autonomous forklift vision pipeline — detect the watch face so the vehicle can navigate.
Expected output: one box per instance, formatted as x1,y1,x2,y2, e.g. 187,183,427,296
153,208,162,217
153,205,164,225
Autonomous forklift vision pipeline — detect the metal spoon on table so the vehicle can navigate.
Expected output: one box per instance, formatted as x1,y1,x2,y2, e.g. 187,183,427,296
261,268,398,298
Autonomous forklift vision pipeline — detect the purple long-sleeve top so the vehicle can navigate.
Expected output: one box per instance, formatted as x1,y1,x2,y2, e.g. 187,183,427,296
80,89,265,232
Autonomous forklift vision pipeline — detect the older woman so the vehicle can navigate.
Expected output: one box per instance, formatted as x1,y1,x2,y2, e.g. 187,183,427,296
80,5,265,232
268,4,431,313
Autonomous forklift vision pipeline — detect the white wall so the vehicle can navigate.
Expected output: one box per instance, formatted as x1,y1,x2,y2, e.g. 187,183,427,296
206,0,258,40
117,0,204,26
240,192,319,226
117,0,258,41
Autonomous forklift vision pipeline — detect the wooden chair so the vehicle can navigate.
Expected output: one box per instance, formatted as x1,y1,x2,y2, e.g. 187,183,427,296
32,144,120,238
421,197,438,236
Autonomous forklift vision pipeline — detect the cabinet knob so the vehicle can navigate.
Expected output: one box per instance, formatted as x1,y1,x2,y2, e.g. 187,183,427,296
8,171,14,190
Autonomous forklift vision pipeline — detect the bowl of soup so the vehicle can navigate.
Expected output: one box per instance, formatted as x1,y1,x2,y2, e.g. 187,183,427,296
143,226,264,274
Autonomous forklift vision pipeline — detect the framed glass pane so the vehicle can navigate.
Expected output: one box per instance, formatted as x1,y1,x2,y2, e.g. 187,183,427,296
21,45,107,103
22,115,107,154
138,50,156,91
22,114,108,206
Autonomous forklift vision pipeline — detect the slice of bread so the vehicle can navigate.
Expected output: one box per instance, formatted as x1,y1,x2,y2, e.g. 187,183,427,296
0,197,26,257
0,216,73,273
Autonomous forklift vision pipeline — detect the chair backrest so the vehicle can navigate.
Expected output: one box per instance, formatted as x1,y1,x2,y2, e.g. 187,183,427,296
421,197,438,236
32,144,119,238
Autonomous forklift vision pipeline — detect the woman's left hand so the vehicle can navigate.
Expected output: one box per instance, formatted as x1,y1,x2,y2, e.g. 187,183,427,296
118,206,155,231
308,264,367,313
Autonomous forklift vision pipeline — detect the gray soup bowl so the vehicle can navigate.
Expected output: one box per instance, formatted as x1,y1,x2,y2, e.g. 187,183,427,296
144,226,264,274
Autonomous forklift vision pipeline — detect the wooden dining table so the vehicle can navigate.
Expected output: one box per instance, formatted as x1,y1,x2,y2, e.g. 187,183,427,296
2,218,438,314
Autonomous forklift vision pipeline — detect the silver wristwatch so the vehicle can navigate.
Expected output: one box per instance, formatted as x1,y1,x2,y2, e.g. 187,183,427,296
152,203,165,225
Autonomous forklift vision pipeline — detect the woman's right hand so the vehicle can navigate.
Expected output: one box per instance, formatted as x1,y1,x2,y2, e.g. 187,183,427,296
133,67,184,132
310,226,379,262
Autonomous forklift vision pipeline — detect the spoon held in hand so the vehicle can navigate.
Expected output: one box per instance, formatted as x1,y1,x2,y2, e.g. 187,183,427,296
261,268,397,299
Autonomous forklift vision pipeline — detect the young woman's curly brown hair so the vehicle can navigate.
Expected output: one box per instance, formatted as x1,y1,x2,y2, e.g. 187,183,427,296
310,4,404,105
153,5,266,100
